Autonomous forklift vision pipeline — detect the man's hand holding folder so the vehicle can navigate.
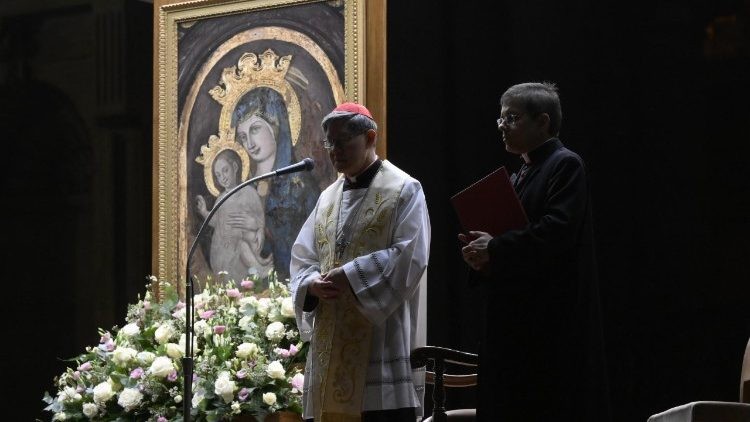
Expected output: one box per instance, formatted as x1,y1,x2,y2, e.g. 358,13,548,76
451,166,528,274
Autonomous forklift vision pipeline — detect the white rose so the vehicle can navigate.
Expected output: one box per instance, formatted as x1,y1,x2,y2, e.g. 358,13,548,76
52,412,67,421
82,402,98,418
214,371,236,403
174,395,182,404
149,356,175,378
265,321,285,342
154,323,175,344
266,360,285,379
136,351,156,365
256,298,272,317
231,401,241,413
262,392,277,406
112,347,138,365
236,342,260,359
166,343,184,359
92,381,114,404
280,297,295,318
120,323,140,337
117,387,143,412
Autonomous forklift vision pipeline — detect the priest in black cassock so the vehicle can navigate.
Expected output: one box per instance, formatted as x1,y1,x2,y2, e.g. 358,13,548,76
459,82,611,422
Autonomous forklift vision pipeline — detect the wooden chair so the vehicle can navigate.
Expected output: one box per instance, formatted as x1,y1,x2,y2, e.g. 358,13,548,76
647,337,750,422
411,346,478,422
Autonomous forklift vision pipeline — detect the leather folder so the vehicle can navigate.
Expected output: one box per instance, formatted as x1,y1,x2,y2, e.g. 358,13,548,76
450,166,528,236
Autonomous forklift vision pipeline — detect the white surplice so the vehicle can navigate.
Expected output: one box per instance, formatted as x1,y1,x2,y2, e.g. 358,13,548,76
290,161,431,419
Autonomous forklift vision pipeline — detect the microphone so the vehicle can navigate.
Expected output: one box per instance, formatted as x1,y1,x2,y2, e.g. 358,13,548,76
181,157,314,422
270,157,315,176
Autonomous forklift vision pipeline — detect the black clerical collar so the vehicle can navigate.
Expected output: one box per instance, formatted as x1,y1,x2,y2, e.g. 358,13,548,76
524,138,563,165
344,159,382,191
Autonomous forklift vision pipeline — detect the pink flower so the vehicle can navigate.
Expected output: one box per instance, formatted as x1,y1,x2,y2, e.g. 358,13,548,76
143,300,151,310
226,288,241,298
274,347,290,358
99,332,111,344
157,417,167,422
289,344,299,356
99,340,115,352
236,369,248,379
72,371,80,380
174,301,185,310
130,367,144,379
77,362,92,372
168,370,178,382
213,325,226,334
200,310,215,319
241,279,254,290
291,373,305,391
238,387,250,401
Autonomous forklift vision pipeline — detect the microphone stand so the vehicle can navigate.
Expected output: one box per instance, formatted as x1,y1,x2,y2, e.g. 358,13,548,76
182,159,313,421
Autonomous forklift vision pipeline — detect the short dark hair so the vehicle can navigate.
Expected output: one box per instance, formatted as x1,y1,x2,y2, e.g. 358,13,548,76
501,82,562,136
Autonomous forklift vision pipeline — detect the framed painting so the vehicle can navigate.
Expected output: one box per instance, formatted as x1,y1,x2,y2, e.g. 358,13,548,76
152,0,386,292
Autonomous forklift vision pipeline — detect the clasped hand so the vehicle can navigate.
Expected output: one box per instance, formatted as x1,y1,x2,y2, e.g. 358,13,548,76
458,231,492,273
309,267,350,300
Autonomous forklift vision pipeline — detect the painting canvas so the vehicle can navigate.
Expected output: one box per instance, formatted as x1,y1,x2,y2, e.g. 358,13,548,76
154,0,385,292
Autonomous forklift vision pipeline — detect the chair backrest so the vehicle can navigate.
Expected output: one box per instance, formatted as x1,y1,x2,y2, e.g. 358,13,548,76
411,346,479,422
741,337,750,403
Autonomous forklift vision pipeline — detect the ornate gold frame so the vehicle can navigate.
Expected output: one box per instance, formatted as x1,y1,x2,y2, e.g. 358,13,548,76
152,0,387,290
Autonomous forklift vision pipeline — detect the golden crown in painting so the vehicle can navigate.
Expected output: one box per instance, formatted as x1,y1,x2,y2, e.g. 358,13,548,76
208,48,301,144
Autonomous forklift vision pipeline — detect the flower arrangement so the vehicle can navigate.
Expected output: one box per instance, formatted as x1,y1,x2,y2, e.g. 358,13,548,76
43,272,306,421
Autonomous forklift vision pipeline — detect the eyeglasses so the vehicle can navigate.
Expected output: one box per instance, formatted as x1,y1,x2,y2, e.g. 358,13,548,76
321,131,365,150
496,113,524,129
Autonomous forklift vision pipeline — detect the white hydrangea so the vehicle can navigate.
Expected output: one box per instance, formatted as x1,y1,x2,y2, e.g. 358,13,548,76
265,321,285,341
117,387,143,412
82,402,98,418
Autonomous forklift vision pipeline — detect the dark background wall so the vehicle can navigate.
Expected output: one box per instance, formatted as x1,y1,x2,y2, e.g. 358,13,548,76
2,0,748,420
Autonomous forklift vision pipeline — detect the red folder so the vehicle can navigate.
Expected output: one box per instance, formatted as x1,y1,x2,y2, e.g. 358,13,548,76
450,166,528,236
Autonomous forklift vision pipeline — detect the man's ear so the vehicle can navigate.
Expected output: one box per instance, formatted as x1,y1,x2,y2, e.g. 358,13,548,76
365,128,377,148
536,113,551,134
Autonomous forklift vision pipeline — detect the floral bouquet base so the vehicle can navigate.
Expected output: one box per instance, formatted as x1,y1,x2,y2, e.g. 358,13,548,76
43,272,307,421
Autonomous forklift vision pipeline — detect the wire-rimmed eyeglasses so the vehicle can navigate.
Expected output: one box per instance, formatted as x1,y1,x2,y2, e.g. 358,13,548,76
321,131,366,150
496,113,524,129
